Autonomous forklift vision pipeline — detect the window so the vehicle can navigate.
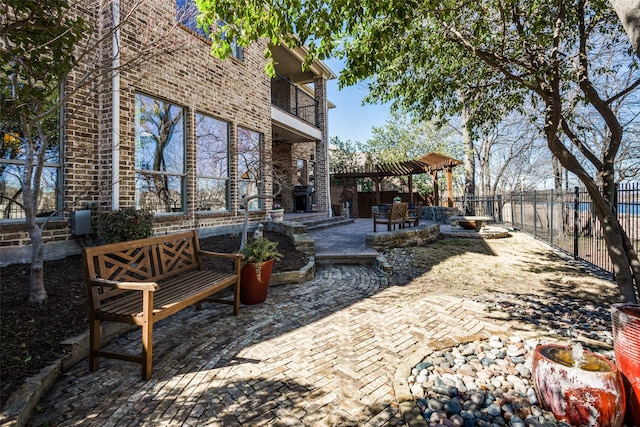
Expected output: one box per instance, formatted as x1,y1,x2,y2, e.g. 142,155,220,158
196,113,229,211
229,38,244,61
237,127,262,210
175,0,244,60
134,94,185,214
0,89,62,220
175,0,205,38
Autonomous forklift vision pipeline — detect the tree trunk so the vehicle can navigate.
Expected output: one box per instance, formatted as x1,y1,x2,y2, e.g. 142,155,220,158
545,112,639,303
610,0,640,58
20,111,48,304
590,189,639,303
552,157,562,191
458,91,475,198
28,224,47,304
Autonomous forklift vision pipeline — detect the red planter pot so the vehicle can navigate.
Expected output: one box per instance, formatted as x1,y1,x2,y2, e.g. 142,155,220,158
240,259,274,305
612,303,640,426
458,220,477,230
532,343,626,427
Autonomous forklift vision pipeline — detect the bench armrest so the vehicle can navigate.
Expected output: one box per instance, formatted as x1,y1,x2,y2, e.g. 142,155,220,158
89,278,159,291
199,251,245,261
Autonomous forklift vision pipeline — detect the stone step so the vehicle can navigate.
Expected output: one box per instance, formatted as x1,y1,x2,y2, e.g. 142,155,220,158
305,217,355,232
314,251,379,266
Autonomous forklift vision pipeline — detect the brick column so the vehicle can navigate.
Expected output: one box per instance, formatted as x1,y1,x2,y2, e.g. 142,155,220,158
314,76,329,215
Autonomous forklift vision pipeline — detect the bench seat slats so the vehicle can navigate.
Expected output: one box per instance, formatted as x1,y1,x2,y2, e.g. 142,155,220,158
96,270,237,322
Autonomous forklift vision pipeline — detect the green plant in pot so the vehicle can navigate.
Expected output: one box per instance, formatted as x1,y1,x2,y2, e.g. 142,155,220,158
238,237,282,305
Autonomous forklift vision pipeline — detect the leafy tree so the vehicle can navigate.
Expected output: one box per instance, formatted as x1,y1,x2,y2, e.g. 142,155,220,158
196,0,640,302
1,0,87,304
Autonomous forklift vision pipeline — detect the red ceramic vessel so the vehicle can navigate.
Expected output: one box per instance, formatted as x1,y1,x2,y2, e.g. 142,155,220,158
532,343,626,427
612,303,640,426
240,259,274,305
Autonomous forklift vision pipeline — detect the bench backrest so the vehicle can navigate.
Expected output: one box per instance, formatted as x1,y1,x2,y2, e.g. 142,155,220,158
83,231,202,305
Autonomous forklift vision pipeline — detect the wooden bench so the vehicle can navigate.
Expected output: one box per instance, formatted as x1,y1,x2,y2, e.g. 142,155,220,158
373,202,408,232
83,230,243,380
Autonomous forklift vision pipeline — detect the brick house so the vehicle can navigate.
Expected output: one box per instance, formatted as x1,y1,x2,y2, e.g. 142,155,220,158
0,0,336,265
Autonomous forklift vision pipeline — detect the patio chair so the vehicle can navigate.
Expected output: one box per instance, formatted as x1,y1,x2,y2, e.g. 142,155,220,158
405,202,422,228
373,202,408,232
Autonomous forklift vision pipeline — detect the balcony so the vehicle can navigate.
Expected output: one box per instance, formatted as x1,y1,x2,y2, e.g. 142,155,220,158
271,74,319,128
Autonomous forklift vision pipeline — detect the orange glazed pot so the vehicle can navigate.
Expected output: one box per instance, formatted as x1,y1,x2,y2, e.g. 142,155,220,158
240,259,274,305
532,343,626,427
612,303,640,426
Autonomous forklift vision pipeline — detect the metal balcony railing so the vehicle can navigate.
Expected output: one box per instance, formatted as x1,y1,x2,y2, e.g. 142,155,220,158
271,74,319,127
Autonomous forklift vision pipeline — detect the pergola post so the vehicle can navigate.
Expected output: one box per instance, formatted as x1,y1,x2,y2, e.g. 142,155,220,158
432,170,439,206
446,166,454,207
408,174,414,204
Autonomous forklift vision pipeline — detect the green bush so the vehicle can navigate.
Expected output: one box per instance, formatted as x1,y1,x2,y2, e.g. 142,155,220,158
239,237,282,265
101,208,153,244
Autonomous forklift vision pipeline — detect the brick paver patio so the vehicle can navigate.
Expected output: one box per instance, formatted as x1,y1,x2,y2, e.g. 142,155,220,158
29,261,508,426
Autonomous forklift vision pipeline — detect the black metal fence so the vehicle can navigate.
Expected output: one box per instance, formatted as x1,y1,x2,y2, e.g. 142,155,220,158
271,74,319,127
454,183,640,276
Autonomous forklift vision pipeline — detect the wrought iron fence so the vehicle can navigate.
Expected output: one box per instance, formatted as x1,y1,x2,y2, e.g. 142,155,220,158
271,74,319,127
454,183,640,276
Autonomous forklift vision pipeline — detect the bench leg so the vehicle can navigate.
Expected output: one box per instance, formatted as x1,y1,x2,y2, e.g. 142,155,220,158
141,290,154,380
233,280,240,315
141,319,153,381
89,316,100,372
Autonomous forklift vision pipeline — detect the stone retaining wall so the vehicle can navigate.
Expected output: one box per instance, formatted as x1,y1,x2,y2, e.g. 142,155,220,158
365,222,440,250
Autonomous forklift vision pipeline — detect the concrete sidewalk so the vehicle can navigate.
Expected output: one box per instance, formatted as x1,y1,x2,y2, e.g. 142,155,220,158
28,261,508,426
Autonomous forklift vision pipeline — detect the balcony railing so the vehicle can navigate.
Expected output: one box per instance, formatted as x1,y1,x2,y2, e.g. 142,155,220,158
271,74,319,127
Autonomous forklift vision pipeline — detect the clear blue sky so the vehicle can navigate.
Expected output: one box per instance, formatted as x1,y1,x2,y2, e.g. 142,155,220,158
324,58,390,144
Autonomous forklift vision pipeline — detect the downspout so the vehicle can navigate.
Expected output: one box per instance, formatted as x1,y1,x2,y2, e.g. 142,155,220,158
326,138,332,217
111,0,120,210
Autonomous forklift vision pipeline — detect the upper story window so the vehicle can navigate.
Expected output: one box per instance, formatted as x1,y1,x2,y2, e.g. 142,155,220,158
134,94,185,214
195,113,230,211
0,88,62,220
237,127,262,210
175,0,243,60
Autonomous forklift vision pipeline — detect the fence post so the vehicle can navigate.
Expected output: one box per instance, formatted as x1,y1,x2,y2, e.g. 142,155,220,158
574,186,579,259
550,189,554,246
509,192,514,228
520,191,524,231
533,190,537,238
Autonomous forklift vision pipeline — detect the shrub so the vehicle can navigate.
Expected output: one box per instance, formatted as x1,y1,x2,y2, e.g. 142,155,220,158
101,208,153,244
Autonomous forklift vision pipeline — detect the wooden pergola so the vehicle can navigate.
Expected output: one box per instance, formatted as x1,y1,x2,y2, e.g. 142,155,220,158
331,152,463,207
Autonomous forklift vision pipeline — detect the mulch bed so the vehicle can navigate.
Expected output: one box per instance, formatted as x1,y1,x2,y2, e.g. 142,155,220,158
0,231,308,409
